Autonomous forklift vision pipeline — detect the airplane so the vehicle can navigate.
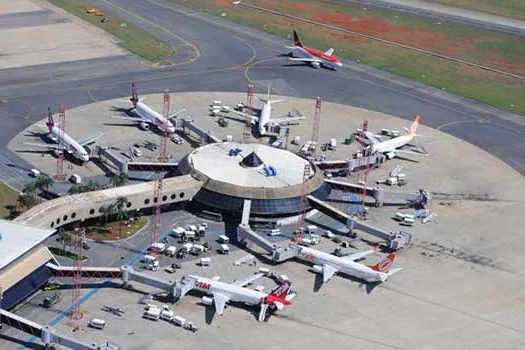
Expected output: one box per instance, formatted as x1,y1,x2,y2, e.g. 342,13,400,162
364,115,424,159
177,273,295,321
227,87,305,136
285,30,343,69
296,245,402,285
24,107,103,163
111,83,184,134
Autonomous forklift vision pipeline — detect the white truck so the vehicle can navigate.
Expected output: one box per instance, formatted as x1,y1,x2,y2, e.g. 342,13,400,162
173,315,186,327
219,244,230,254
150,242,166,253
192,244,205,255
172,227,186,237
307,225,318,235
200,257,211,266
165,246,177,257
144,307,161,321
218,235,230,244
329,138,337,150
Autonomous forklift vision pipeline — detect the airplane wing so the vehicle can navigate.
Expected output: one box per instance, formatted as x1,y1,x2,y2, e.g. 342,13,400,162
322,264,338,283
111,115,150,123
363,131,380,144
232,273,264,287
23,142,64,150
78,133,104,146
230,109,259,122
345,249,378,262
324,48,334,56
212,292,230,316
270,115,305,124
394,149,427,156
168,108,185,119
288,57,323,64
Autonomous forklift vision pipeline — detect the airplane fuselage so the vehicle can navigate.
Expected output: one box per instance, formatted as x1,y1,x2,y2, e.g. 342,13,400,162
371,134,414,154
188,275,266,305
50,126,89,162
297,246,385,283
258,102,272,136
135,102,175,133
292,46,343,68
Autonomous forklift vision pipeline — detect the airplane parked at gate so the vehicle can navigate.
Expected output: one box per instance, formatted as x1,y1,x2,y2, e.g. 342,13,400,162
364,115,424,159
112,83,184,134
296,245,402,286
177,273,295,321
285,30,343,70
227,87,305,136
24,107,103,163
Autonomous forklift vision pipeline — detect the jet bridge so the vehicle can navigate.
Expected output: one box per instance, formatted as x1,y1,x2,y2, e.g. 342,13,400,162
325,179,430,208
307,195,411,250
0,309,118,349
177,118,221,144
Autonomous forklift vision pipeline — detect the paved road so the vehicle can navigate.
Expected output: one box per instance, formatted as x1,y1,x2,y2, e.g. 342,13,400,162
1,0,525,180
350,0,525,36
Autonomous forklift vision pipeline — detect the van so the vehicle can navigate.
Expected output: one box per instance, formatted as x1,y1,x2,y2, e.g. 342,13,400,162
182,243,193,252
165,246,176,257
172,227,186,238
200,257,211,266
70,174,81,184
197,225,207,236
219,244,230,254
132,147,142,157
191,244,205,255
292,136,301,145
224,134,233,142
89,318,106,329
144,307,161,321
184,231,196,241
173,315,186,327
218,235,230,244
150,242,166,253
160,309,174,321
278,274,289,283
29,169,40,177
329,138,337,150
259,267,270,275
299,238,313,246
307,225,318,234
187,224,198,232
324,230,335,239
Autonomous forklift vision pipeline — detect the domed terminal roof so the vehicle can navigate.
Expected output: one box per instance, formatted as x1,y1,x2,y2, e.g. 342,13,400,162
240,151,263,168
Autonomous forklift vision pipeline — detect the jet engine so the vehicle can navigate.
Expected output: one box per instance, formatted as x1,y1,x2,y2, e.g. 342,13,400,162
139,122,150,130
312,265,323,274
311,61,321,69
386,151,396,159
250,117,257,126
201,296,213,306
53,149,63,157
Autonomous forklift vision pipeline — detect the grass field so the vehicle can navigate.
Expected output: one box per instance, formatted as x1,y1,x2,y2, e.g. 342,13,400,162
174,0,525,115
0,181,20,219
426,0,525,21
85,216,148,241
50,0,174,62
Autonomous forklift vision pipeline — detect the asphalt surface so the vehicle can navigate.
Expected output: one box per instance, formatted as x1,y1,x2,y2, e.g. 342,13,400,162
1,0,525,187
348,0,525,36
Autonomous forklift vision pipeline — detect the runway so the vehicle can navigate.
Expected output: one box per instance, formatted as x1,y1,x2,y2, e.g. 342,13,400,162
1,0,525,175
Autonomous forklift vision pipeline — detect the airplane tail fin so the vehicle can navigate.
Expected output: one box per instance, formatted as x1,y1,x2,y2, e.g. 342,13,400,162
408,115,420,136
293,30,303,47
130,82,139,107
257,84,284,105
269,281,291,299
368,253,396,272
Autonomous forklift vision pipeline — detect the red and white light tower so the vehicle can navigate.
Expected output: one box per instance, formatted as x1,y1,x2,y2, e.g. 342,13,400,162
151,90,171,248
242,84,256,144
71,227,85,320
293,163,311,242
54,105,67,181
310,97,322,157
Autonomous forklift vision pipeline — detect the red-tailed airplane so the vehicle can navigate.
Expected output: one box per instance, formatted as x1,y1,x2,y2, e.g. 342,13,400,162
286,30,343,70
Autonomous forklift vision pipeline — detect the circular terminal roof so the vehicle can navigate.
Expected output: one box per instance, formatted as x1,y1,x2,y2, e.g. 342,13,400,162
179,142,325,200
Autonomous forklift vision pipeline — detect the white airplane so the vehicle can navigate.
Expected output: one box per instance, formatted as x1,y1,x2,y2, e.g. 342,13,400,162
178,273,294,321
112,83,184,134
364,115,424,159
24,107,103,163
228,88,305,136
296,245,402,285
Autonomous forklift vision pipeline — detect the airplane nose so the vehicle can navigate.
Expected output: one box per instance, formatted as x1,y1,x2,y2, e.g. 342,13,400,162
82,154,90,162
337,61,343,67
168,126,175,133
